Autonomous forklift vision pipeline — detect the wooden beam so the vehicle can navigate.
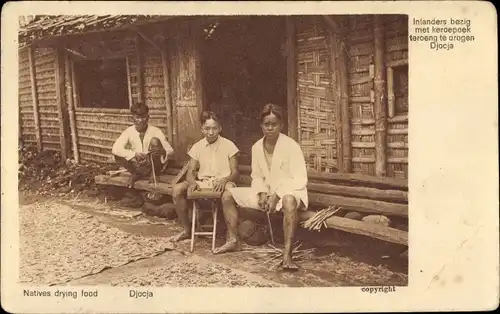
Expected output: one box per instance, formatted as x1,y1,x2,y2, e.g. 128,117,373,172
309,192,407,218
54,46,70,161
299,211,408,246
238,174,407,203
135,35,145,105
27,47,42,151
286,16,298,141
239,164,407,190
373,15,388,177
64,50,80,163
125,56,133,107
161,40,174,142
132,27,161,51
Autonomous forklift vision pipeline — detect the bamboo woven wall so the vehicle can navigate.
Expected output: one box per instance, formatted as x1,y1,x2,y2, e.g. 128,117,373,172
34,47,60,151
384,15,408,179
295,16,339,172
19,49,36,144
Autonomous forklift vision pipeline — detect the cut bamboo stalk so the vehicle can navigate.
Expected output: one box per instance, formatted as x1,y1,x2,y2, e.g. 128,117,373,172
28,47,42,151
286,16,298,141
54,46,69,161
373,15,387,177
65,50,80,164
387,128,408,135
161,41,174,142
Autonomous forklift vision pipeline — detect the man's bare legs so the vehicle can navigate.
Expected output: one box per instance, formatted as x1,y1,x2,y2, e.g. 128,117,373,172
170,181,191,242
213,188,241,254
281,195,300,270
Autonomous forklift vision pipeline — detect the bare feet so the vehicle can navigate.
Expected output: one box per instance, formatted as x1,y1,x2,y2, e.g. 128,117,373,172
212,239,241,255
168,230,190,242
281,255,299,272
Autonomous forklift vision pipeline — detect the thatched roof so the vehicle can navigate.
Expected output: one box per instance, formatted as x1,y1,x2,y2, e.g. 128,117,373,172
18,15,175,46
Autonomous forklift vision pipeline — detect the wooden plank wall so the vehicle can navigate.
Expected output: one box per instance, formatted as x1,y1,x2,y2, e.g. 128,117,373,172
170,23,204,166
19,49,37,145
34,47,60,151
295,16,339,173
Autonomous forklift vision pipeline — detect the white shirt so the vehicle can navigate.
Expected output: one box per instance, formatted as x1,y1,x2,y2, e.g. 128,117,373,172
188,136,239,181
112,125,174,163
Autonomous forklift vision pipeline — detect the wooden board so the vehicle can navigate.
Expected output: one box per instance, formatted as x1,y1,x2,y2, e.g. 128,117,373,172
94,173,175,195
299,211,407,246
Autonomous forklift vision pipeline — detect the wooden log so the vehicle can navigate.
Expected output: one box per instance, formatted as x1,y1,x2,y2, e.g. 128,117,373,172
54,47,70,162
308,192,407,217
28,47,42,151
237,174,407,203
238,165,407,190
161,40,174,142
286,16,298,141
373,15,387,177
299,211,408,246
65,50,80,163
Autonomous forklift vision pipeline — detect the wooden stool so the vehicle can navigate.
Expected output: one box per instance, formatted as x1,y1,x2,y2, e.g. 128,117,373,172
187,190,222,253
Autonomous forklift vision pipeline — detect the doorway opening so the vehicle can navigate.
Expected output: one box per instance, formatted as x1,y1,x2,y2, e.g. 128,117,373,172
202,16,288,165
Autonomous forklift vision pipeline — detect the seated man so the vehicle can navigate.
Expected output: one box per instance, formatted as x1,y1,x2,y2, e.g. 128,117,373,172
170,111,240,242
112,103,174,188
215,104,308,271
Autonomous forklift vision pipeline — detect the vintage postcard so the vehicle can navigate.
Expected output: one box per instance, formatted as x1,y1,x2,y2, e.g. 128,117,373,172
1,1,498,313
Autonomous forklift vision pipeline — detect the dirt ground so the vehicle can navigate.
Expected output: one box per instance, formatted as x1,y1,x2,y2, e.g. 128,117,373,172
19,191,408,287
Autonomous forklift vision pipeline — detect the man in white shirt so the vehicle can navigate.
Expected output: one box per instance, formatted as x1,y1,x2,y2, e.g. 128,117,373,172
112,103,174,188
169,111,240,242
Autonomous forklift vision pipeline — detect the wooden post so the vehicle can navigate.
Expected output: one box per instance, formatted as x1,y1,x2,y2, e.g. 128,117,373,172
64,50,80,163
54,46,70,161
135,35,145,105
161,39,174,142
125,56,133,107
324,16,352,173
328,32,344,172
286,16,298,141
27,47,42,151
387,66,395,118
373,15,387,177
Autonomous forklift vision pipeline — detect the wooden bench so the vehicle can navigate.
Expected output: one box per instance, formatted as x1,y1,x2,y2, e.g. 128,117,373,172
94,164,408,247
94,163,189,195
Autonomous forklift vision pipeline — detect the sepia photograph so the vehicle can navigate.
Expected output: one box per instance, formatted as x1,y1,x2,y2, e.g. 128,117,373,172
17,13,409,288
3,1,498,313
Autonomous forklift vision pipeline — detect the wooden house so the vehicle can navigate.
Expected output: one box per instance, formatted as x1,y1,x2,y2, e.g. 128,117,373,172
18,14,408,180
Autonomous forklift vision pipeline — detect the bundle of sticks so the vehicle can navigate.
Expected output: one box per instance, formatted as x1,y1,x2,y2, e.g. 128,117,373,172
245,241,316,269
301,205,342,232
